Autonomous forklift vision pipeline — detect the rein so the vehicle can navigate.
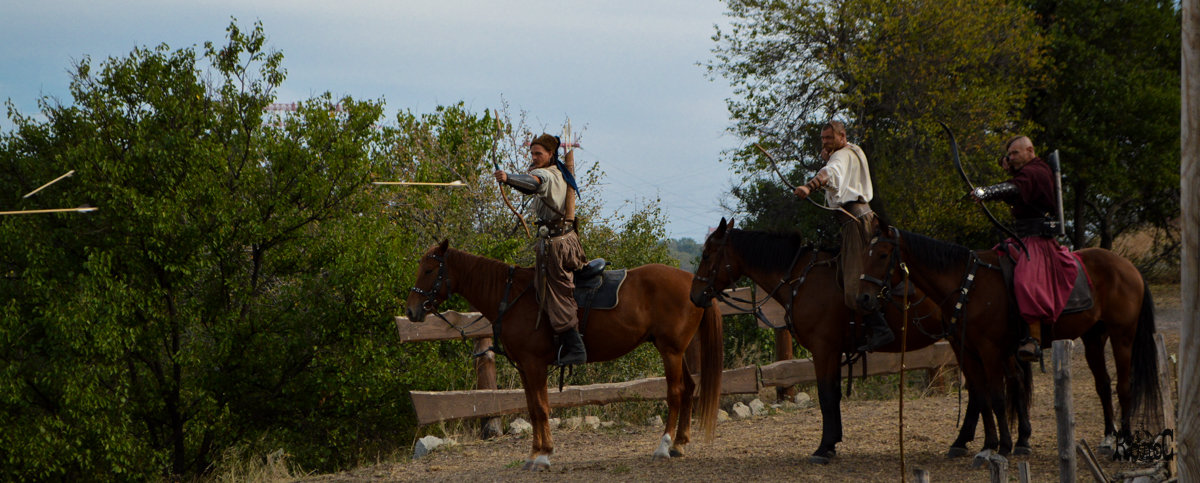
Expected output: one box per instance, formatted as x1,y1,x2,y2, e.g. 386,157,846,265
864,226,1003,428
410,253,531,359
697,232,831,331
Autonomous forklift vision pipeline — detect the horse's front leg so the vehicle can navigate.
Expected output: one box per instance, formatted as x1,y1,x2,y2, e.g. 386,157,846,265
670,352,698,458
809,349,843,464
517,364,553,471
948,388,981,457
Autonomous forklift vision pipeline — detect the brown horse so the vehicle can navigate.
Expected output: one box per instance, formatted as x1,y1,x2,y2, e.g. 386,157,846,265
687,218,1025,463
406,240,724,470
856,219,1162,455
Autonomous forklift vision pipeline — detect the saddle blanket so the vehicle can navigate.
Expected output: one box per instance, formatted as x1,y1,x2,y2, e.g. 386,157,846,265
573,269,627,310
999,252,1093,317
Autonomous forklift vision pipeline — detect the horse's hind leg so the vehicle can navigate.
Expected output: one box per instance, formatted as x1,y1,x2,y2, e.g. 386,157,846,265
1011,359,1033,455
1082,330,1118,453
655,350,687,460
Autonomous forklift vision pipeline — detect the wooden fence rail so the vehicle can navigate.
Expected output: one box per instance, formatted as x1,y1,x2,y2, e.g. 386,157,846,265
410,342,956,425
397,286,957,427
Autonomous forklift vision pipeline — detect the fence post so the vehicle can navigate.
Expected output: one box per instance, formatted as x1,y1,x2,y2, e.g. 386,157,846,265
1053,340,1076,483
774,328,797,400
474,337,502,438
1153,333,1178,477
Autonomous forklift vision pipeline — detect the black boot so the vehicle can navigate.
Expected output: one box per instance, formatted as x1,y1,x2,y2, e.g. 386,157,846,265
556,328,587,366
857,311,895,352
1017,337,1040,362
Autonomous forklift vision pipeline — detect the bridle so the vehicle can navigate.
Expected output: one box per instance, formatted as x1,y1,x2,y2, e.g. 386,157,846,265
692,234,735,302
860,225,904,304
692,230,823,331
410,253,450,313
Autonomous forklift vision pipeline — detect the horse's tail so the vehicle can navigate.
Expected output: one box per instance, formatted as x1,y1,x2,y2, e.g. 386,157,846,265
696,303,724,441
1005,356,1033,428
1129,274,1163,429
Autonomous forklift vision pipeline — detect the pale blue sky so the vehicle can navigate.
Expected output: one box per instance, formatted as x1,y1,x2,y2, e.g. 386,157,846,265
1,0,740,240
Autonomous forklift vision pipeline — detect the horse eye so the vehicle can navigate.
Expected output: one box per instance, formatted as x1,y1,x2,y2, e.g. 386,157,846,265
423,269,432,275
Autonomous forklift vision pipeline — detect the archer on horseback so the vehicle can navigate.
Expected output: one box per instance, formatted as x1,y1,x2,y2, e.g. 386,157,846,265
793,120,895,352
493,133,588,366
969,136,1078,362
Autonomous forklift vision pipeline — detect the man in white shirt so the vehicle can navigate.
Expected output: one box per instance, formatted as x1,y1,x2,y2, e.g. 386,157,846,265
794,121,894,351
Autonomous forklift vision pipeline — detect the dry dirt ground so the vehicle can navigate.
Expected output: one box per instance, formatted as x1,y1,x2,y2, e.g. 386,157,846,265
310,286,1184,482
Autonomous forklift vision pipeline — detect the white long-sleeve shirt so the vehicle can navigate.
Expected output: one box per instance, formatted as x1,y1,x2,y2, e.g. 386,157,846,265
819,142,873,207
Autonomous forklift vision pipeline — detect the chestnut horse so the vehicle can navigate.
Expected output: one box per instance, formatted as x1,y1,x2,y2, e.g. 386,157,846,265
687,218,1030,463
406,240,723,470
856,219,1162,455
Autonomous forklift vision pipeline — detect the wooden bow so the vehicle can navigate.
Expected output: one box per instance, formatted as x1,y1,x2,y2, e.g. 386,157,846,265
492,110,531,238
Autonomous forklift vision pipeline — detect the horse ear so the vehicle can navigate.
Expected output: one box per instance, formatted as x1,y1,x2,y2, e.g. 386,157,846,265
716,217,727,232
729,217,736,229
438,238,450,253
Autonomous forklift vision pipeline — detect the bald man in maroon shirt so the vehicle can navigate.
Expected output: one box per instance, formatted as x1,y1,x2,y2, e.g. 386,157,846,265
971,136,1078,361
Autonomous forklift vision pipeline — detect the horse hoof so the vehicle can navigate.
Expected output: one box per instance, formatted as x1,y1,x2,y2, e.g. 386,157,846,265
807,449,835,464
946,446,968,458
1098,435,1116,456
1012,445,1032,456
669,448,684,458
971,449,994,469
652,434,673,460
522,455,551,471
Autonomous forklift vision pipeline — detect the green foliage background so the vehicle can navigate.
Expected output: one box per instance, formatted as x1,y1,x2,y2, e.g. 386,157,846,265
708,0,1180,253
0,21,676,479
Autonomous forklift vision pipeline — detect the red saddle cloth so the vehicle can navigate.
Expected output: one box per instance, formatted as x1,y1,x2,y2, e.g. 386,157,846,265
995,237,1080,325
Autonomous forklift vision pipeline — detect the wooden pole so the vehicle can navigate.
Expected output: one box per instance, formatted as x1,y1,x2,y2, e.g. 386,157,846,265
774,329,797,400
473,337,502,439
1180,0,1200,479
1153,333,1178,477
1017,461,1031,483
1053,340,1076,483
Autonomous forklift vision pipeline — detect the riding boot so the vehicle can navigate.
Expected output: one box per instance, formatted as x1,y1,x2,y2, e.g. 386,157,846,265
1017,323,1042,362
857,311,895,352
556,328,587,366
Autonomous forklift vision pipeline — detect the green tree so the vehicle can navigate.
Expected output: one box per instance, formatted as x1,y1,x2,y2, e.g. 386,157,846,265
1022,0,1181,250
0,21,419,478
708,0,1045,244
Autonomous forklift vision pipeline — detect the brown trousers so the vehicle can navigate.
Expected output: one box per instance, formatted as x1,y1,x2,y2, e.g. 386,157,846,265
839,210,876,311
535,230,587,333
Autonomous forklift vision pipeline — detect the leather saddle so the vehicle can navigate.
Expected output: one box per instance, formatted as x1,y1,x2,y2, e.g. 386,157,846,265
572,258,626,310
998,253,1094,317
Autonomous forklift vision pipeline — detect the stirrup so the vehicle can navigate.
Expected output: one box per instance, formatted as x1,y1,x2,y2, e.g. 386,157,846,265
1017,338,1040,362
857,328,895,353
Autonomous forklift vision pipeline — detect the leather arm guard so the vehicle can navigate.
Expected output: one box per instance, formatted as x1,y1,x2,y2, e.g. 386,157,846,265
972,182,1019,201
804,170,830,192
503,173,541,195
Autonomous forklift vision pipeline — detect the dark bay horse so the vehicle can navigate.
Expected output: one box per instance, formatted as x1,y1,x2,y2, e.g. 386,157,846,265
856,219,1162,454
687,218,1025,463
406,240,724,470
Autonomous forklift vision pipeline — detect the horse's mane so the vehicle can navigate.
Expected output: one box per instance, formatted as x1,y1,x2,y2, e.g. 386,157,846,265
898,229,972,272
445,247,533,295
727,229,825,274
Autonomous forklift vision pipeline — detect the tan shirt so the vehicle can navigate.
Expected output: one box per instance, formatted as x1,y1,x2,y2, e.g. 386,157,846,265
819,142,873,207
530,166,569,222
